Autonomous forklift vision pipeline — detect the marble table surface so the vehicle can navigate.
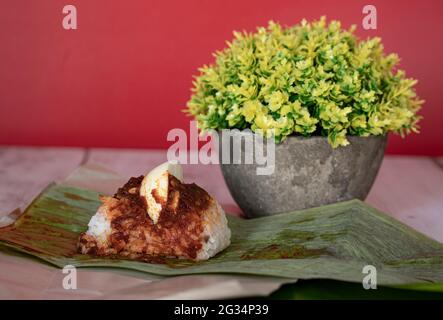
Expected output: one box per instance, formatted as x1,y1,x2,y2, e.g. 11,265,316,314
0,146,442,299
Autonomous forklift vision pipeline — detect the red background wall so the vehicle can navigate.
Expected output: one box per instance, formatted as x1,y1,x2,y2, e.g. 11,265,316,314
0,0,442,155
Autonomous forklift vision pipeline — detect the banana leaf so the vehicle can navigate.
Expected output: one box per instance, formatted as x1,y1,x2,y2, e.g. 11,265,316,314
0,183,442,291
269,280,443,299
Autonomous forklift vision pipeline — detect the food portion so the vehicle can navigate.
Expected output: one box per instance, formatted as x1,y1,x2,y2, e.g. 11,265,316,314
78,162,231,261
140,161,183,225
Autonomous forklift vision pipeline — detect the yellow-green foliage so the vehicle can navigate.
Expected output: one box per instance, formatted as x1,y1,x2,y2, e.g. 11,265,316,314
186,17,423,147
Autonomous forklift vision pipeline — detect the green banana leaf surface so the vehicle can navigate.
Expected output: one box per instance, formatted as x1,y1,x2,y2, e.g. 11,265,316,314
0,183,442,292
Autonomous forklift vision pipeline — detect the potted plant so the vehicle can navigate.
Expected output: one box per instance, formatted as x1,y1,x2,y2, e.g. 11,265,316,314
185,17,422,217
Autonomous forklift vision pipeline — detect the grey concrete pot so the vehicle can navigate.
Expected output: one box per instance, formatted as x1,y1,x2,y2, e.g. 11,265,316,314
219,133,387,218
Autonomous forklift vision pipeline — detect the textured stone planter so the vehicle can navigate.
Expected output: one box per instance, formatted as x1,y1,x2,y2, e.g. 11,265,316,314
219,134,387,218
